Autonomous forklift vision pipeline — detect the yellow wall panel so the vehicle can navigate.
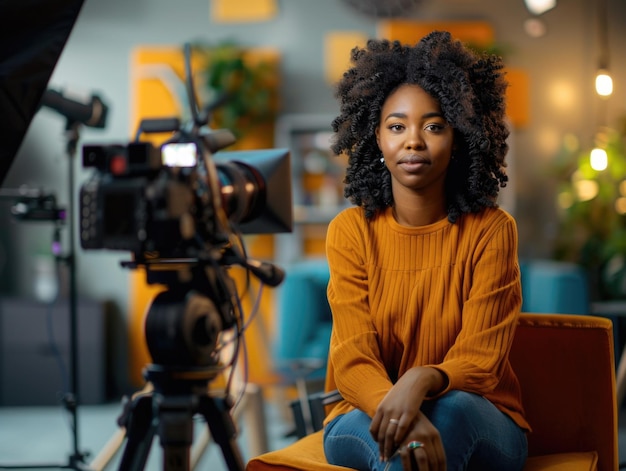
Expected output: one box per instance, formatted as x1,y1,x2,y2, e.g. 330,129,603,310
211,0,277,23
324,31,368,84
505,68,530,128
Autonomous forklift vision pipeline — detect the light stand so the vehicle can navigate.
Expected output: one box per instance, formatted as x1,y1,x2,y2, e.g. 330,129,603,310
62,120,88,469
0,120,89,470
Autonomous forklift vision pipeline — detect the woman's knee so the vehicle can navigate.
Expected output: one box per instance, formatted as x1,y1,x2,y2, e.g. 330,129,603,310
425,391,527,471
428,390,484,429
437,390,483,408
323,411,380,470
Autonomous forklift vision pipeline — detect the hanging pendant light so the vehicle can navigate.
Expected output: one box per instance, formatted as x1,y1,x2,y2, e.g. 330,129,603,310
590,147,608,171
595,0,613,97
595,69,613,97
524,0,556,15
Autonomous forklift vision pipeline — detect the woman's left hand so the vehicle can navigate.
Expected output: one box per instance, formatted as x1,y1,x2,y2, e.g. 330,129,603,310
370,366,445,461
398,412,446,471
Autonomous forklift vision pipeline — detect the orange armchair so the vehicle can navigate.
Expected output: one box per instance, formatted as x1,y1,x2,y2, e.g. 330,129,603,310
246,313,618,471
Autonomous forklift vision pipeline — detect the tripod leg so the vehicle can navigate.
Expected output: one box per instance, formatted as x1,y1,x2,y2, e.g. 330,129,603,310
117,394,157,471
198,396,245,471
154,394,195,471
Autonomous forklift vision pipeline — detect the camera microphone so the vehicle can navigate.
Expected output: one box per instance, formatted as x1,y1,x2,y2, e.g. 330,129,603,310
245,258,285,287
41,88,109,128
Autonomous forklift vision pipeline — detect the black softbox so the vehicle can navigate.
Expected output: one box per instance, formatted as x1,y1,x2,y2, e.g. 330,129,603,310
0,0,85,186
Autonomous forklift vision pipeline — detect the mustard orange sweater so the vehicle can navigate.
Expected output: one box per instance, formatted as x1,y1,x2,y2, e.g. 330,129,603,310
324,205,530,431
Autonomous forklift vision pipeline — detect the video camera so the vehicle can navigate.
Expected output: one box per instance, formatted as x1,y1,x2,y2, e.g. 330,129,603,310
77,43,292,373
78,121,292,257
78,126,292,371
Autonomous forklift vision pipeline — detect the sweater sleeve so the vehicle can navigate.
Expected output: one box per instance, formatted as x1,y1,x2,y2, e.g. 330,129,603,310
325,211,392,418
427,215,522,397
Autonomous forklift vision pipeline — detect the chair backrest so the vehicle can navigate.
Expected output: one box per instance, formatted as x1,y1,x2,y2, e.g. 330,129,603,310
273,259,332,377
520,260,589,314
510,313,617,471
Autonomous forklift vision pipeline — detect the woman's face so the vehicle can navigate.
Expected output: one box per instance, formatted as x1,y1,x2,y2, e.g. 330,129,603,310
376,84,454,197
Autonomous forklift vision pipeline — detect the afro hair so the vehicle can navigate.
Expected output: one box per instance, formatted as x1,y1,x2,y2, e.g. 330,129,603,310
331,30,510,222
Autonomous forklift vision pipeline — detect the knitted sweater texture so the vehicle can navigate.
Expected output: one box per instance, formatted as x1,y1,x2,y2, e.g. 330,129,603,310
324,205,530,431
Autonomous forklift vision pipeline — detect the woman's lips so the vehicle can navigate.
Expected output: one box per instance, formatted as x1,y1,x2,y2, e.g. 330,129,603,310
398,156,429,172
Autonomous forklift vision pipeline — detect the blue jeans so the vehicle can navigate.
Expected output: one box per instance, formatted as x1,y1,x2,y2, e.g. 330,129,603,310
323,390,527,471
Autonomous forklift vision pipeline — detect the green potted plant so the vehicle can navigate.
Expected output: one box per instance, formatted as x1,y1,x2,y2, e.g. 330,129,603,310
192,41,279,143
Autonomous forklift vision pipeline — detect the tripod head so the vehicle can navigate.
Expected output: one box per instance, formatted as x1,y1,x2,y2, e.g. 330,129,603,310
142,264,235,370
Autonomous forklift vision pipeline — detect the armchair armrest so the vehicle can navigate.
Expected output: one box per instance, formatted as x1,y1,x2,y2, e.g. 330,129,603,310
290,389,343,439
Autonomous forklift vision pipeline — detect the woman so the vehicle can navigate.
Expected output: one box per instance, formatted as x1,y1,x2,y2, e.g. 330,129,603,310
322,31,529,471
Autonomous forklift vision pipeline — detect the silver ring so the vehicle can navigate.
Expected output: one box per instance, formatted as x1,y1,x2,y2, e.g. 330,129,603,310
407,440,423,450
389,418,400,425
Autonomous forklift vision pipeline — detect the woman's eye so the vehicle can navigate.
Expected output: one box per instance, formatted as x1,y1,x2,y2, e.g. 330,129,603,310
389,124,404,131
425,123,445,133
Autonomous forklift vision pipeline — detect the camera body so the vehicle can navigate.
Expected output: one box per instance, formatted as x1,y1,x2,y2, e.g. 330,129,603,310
80,140,213,256
79,135,291,259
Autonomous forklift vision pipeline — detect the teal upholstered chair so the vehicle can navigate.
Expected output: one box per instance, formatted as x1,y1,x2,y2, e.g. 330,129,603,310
520,260,589,314
273,258,332,434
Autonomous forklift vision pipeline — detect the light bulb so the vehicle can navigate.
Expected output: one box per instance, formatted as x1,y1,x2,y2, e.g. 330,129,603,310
524,0,557,15
595,69,613,97
590,147,608,171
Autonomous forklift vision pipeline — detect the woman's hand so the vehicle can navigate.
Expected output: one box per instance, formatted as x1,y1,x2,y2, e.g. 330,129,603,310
369,366,446,462
398,412,446,471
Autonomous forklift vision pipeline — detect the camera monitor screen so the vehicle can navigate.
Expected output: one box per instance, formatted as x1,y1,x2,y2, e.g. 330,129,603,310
0,0,85,186
161,142,198,168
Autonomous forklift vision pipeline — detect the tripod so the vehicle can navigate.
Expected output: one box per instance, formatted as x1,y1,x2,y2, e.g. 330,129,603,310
105,259,253,471
116,365,245,471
